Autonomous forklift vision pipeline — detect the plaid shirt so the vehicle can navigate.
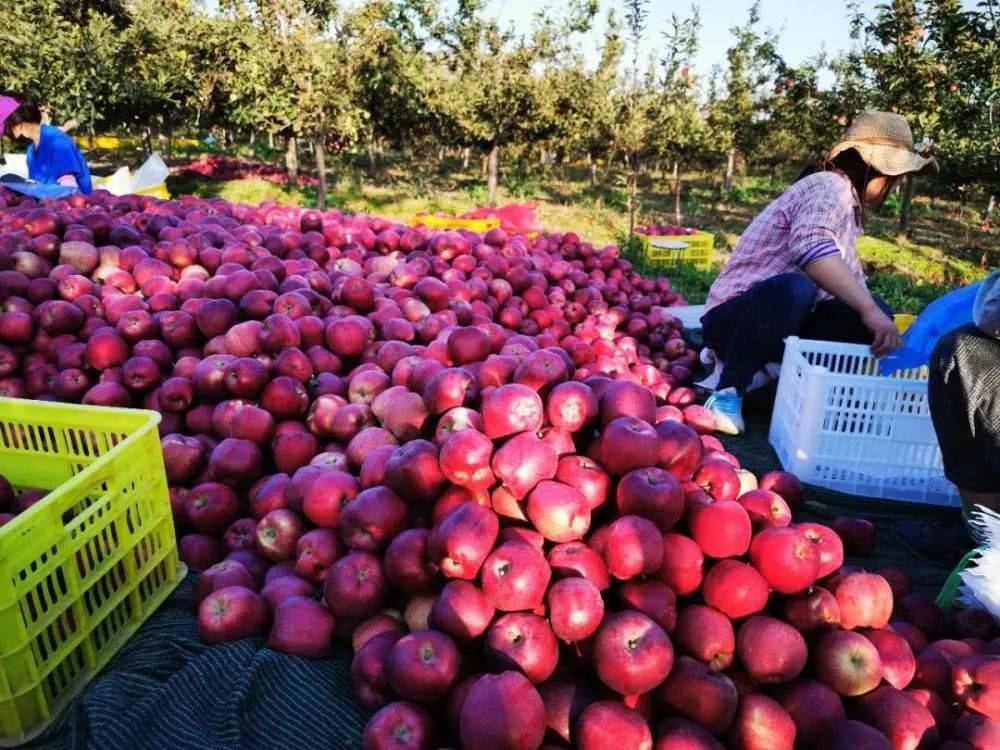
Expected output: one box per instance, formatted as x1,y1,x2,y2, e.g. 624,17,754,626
705,171,867,310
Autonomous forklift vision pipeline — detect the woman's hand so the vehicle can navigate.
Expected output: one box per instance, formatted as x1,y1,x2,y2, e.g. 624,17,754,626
860,305,903,356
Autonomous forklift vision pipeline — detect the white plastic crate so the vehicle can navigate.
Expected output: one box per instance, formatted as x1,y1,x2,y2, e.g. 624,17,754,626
769,337,959,507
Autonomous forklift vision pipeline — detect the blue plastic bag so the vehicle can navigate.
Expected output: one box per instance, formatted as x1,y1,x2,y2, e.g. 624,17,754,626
880,281,983,374
2,181,78,201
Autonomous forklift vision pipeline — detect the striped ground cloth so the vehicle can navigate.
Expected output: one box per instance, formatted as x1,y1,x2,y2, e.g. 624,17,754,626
26,394,958,750
26,575,367,750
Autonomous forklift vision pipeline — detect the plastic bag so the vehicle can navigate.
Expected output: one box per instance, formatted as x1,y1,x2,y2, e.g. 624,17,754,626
2,182,78,200
879,281,983,374
101,153,169,196
0,153,29,179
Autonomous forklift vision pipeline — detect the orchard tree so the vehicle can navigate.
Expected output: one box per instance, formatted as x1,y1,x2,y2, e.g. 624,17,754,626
707,0,781,190
651,6,709,223
0,0,125,135
551,9,623,187
607,0,663,237
427,0,596,205
223,0,362,197
923,0,999,231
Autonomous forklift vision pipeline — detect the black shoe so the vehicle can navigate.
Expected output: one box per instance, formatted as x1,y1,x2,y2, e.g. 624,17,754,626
894,518,971,563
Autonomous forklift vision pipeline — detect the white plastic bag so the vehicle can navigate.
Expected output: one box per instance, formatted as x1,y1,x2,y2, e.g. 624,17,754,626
101,153,169,196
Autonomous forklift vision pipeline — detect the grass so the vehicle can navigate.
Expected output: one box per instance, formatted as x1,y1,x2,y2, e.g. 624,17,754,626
158,151,998,314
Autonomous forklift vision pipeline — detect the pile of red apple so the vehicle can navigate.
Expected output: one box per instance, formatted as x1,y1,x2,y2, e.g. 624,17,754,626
1,186,998,750
636,225,700,237
172,155,321,187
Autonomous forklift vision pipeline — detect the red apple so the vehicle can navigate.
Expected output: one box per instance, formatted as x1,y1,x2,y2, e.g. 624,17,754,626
674,604,736,671
953,655,1000,720
459,671,545,750
386,629,461,702
688,500,752,559
604,515,663,580
782,586,841,633
831,572,894,630
363,701,434,750
193,560,255,605
858,686,939,750
485,612,559,684
702,560,770,620
255,508,304,561
749,526,820,594
481,541,551,612
661,655,738,733
832,516,877,557
593,611,673,697
427,502,499,580
736,615,808,684
547,541,611,591
268,596,336,658
599,417,660,476
293,528,342,583
796,522,845,579
322,551,386,620
198,586,267,644
774,679,845,746
729,694,796,750
758,471,803,505
576,701,652,750
492,431,558,499
862,628,916,689
526,480,590,543
547,577,604,642
815,630,884,696
656,533,704,595
429,579,495,642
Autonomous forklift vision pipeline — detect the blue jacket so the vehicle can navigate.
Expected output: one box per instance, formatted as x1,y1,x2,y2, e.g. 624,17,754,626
27,124,92,194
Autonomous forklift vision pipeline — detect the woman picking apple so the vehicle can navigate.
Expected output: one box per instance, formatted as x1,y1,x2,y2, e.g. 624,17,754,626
0,96,93,194
699,110,936,434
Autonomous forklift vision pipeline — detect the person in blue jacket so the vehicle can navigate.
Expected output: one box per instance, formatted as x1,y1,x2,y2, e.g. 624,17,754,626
2,99,92,194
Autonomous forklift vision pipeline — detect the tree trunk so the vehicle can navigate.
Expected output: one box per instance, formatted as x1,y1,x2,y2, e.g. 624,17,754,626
487,144,499,206
673,162,683,225
437,146,445,163
984,194,996,225
481,155,488,176
587,152,598,187
268,131,275,150
723,148,736,191
898,174,916,238
250,131,256,147
367,125,377,175
285,135,299,187
141,125,152,158
462,147,470,170
627,157,639,238
315,136,327,211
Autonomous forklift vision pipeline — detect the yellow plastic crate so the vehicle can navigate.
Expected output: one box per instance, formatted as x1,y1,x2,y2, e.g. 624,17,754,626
409,215,501,233
0,398,182,745
642,231,714,271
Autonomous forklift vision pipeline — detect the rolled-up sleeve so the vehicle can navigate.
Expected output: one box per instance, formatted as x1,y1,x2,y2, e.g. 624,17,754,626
789,176,855,269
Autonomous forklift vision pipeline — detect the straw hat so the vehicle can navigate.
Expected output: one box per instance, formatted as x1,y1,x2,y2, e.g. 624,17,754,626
827,110,938,176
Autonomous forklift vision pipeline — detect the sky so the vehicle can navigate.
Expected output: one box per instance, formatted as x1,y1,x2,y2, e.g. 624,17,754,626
485,1,881,80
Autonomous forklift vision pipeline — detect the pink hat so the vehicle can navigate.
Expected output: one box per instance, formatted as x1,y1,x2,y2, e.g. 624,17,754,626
0,97,19,136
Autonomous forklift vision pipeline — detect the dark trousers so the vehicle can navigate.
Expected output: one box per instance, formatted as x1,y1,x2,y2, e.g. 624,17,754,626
701,273,892,394
929,323,1000,493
